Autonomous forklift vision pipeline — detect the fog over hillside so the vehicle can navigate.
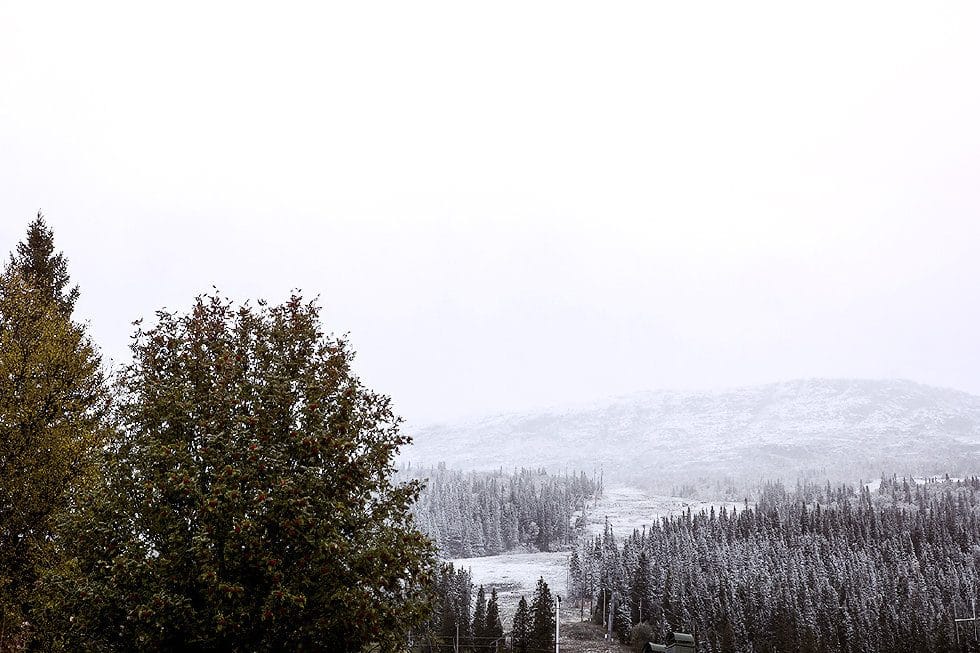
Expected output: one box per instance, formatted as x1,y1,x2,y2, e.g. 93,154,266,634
403,378,980,489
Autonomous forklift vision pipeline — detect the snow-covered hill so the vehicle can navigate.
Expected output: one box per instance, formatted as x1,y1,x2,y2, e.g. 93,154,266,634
402,379,980,488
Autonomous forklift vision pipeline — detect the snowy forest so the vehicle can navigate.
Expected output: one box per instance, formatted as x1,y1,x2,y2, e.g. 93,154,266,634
566,476,980,652
417,563,558,653
403,466,599,557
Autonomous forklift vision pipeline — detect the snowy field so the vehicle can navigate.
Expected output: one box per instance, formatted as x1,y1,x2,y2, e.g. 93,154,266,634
584,485,744,539
448,551,570,626
449,486,744,625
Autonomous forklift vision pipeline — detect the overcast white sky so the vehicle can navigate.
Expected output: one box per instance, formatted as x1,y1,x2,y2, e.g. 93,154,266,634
2,2,980,424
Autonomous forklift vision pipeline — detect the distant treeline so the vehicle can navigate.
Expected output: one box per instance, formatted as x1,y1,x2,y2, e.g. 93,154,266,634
402,465,599,558
569,475,980,653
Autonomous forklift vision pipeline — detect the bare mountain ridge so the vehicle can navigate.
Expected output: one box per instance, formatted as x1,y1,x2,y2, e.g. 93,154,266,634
403,379,980,488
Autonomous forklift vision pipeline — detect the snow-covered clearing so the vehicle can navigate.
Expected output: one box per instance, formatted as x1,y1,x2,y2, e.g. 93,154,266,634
865,476,961,493
585,486,743,539
449,486,743,624
448,551,570,626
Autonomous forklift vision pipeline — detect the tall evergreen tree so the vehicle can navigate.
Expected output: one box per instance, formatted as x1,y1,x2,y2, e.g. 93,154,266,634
615,599,633,643
529,577,556,652
472,584,487,651
569,549,585,617
0,219,109,648
512,596,532,653
432,563,472,645
485,588,504,648
630,551,657,625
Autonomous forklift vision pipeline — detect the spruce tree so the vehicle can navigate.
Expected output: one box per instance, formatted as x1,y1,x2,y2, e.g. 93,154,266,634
485,588,504,648
7,211,79,315
569,550,584,615
529,577,556,652
0,219,109,648
436,563,461,643
472,585,487,651
630,551,657,625
512,596,531,653
615,599,632,643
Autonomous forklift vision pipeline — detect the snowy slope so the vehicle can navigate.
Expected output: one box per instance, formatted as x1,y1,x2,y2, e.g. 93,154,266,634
402,379,980,488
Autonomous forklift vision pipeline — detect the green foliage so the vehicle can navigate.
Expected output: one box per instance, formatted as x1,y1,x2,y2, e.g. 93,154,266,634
468,583,504,652
8,211,79,315
47,293,434,651
427,562,472,645
0,220,108,647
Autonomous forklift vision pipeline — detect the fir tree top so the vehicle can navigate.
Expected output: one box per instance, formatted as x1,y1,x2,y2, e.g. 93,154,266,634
8,211,79,315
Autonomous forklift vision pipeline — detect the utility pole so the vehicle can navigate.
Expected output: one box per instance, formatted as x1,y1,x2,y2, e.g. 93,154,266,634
555,594,561,653
455,622,459,653
608,591,618,639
